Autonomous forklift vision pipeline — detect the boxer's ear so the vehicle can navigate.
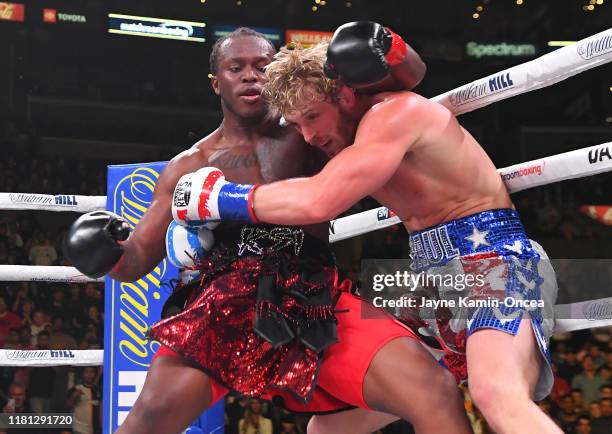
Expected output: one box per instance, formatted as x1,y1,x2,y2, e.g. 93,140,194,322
336,85,356,109
210,74,220,96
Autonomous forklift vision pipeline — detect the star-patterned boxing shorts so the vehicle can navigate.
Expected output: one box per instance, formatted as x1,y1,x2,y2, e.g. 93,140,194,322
399,208,558,400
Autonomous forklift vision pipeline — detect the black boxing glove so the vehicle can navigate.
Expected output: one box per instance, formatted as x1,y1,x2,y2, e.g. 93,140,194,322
324,21,408,86
63,211,130,278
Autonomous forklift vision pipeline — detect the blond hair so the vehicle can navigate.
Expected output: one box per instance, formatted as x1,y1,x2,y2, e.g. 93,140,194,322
263,43,339,118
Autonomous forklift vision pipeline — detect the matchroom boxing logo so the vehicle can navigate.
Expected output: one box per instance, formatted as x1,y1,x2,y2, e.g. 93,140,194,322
500,161,545,181
576,30,612,60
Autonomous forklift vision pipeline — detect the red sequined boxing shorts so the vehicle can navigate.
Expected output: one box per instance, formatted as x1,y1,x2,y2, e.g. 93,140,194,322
153,291,418,413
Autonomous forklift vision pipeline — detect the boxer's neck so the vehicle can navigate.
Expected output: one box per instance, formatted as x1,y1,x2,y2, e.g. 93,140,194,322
218,114,276,145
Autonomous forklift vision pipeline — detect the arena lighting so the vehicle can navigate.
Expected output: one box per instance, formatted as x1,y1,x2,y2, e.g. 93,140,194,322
472,3,486,19
548,41,576,47
108,13,206,42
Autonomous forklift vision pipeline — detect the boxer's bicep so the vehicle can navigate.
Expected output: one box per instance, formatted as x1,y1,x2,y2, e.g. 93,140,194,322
311,135,408,215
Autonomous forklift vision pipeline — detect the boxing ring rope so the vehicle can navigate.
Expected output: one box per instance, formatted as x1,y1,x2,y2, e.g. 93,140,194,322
1,293,610,367
0,28,610,367
0,349,103,367
431,27,612,115
0,192,105,212
0,265,102,282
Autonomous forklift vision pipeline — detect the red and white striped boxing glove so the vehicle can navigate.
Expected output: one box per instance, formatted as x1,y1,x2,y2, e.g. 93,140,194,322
171,167,259,226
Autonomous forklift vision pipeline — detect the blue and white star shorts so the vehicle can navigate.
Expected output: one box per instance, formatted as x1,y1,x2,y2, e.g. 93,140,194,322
406,208,558,400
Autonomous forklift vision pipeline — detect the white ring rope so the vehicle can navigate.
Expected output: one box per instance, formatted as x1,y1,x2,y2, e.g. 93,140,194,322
0,349,103,367
0,29,609,367
432,27,612,115
0,265,103,282
0,295,610,366
329,142,612,243
0,192,105,212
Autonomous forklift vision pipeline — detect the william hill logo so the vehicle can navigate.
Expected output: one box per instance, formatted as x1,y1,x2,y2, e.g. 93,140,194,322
488,73,514,92
6,350,75,359
55,195,78,205
576,31,612,60
449,72,515,106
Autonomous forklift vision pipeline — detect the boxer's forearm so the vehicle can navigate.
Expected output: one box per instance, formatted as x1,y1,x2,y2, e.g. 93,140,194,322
253,178,343,225
108,238,164,282
356,45,426,93
389,46,426,89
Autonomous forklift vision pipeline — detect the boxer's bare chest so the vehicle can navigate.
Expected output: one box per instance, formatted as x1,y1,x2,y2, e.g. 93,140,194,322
198,129,327,240
203,130,312,186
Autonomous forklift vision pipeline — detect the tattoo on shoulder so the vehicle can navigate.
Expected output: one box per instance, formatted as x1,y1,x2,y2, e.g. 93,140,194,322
210,152,258,169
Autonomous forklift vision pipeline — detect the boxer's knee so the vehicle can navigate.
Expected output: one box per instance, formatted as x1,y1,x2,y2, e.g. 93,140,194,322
307,416,335,434
364,339,460,416
130,387,175,425
469,371,529,423
468,375,502,415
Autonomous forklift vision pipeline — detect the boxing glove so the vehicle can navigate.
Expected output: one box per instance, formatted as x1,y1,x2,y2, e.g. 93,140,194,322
324,21,408,85
172,167,259,225
63,211,130,278
165,221,215,268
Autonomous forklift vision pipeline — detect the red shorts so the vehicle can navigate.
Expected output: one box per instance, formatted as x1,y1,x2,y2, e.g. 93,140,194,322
153,292,417,413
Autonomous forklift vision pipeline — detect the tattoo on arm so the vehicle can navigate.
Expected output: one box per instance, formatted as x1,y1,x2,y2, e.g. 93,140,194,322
210,152,258,170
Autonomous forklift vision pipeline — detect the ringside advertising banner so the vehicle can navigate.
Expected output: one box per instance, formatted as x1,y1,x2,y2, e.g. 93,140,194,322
212,24,283,46
285,29,333,47
0,2,24,22
103,163,222,433
43,8,87,24
108,13,206,42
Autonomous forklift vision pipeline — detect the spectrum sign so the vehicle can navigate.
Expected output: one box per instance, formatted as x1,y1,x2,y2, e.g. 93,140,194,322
108,13,206,43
